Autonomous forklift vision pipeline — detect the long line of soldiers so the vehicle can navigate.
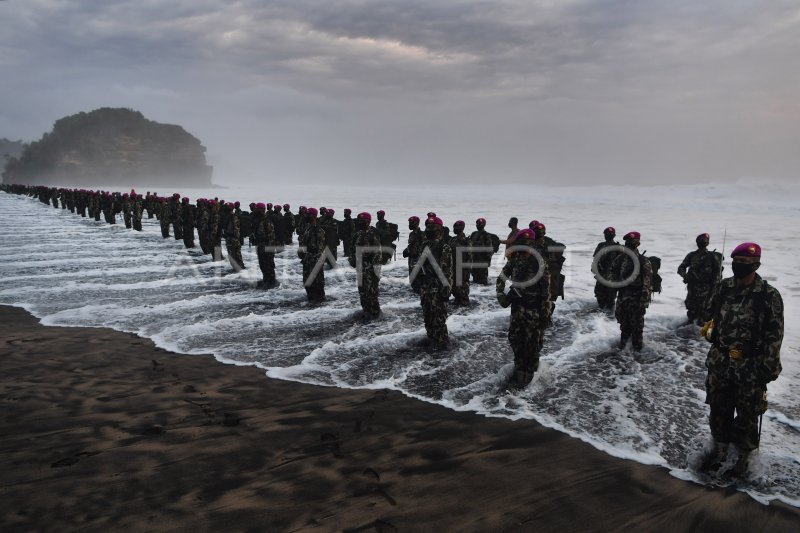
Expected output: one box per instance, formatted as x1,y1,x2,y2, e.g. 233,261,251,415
2,183,784,478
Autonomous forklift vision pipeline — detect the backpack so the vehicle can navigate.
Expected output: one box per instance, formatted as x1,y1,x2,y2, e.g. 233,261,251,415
648,255,662,294
490,233,500,253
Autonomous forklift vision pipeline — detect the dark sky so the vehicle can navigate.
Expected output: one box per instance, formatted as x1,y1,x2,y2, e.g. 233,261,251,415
2,0,799,185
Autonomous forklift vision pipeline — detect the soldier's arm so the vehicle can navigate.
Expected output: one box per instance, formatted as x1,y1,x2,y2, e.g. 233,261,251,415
496,263,511,294
677,252,692,277
441,245,454,296
759,289,784,383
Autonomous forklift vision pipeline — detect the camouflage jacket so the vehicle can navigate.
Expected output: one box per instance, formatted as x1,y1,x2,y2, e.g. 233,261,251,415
497,252,551,315
418,238,453,294
678,249,722,288
592,240,619,278
299,225,326,259
253,214,277,246
224,212,240,241
449,233,471,270
172,201,182,223
320,216,340,246
349,226,382,267
706,274,783,382
611,249,653,306
404,228,424,260
469,229,495,259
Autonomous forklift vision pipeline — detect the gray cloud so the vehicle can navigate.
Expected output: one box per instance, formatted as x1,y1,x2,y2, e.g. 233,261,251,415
2,0,799,185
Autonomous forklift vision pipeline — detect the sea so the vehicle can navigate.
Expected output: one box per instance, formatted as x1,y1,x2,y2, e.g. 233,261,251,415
1,182,798,506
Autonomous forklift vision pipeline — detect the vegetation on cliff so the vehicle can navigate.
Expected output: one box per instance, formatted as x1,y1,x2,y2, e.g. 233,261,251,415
2,108,213,186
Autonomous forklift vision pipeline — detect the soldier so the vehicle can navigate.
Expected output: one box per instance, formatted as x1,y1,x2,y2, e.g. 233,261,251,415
282,204,295,245
417,217,453,350
402,216,424,294
593,227,619,310
469,218,498,285
339,208,355,259
252,203,279,288
296,206,308,241
299,207,326,301
350,212,382,318
700,242,783,477
320,208,341,265
159,197,171,238
197,200,213,255
171,194,184,241
92,192,102,221
496,229,551,387
610,231,653,351
375,210,399,265
181,197,195,248
449,220,471,306
678,233,723,325
132,193,144,231
223,203,244,271
121,193,132,228
210,200,224,261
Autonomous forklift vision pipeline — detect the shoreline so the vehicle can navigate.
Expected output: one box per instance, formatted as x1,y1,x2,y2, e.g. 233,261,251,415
2,304,799,531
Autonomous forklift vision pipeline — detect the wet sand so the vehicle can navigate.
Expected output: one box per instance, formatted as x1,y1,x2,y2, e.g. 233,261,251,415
1,305,798,532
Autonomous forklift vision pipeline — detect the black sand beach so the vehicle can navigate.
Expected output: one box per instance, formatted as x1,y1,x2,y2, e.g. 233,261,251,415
1,305,799,532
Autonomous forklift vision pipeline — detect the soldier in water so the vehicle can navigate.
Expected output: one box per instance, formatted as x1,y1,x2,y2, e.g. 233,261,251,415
592,227,619,310
700,242,783,478
496,229,551,388
298,207,326,301
678,233,723,325
449,220,471,306
610,231,653,352
252,202,279,288
350,212,382,318
417,217,453,350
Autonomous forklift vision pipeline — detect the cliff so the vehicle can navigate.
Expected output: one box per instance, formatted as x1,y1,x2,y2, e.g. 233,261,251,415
1,108,213,186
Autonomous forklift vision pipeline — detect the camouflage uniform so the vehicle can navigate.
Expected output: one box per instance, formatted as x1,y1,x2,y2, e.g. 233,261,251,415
122,196,132,229
705,275,783,452
497,248,551,386
182,202,195,248
223,208,244,271
469,227,496,285
375,215,399,265
418,237,453,349
210,203,224,261
350,224,382,317
160,200,171,238
593,238,619,310
132,195,143,231
198,205,212,255
449,230,471,306
253,211,278,285
679,248,722,324
611,249,653,351
339,212,355,259
320,213,340,264
299,223,326,301
172,200,184,240
282,208,295,245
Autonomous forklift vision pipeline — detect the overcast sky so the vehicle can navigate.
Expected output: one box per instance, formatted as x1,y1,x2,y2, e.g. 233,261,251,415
1,0,799,185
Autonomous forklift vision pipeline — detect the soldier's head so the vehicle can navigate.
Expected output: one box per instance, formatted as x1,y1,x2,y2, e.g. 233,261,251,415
696,233,709,249
274,204,282,212
476,217,486,230
255,202,266,215
249,202,256,211
283,203,290,211
320,207,328,216
306,207,318,223
604,226,616,241
623,231,641,249
425,217,444,239
299,205,306,214
182,197,189,204
357,212,371,229
267,202,273,211
408,216,420,230
234,201,240,209
344,208,352,218
377,210,386,221
326,208,335,218
514,228,536,249
730,242,761,280
508,217,518,229
453,220,465,235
